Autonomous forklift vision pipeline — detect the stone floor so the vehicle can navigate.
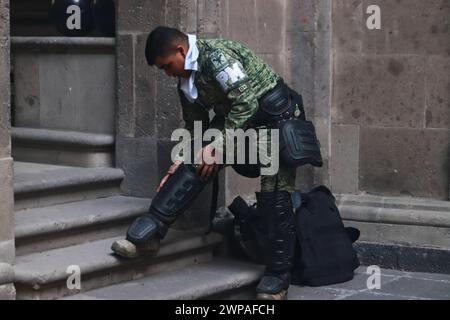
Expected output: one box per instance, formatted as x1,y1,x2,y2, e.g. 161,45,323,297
288,266,450,300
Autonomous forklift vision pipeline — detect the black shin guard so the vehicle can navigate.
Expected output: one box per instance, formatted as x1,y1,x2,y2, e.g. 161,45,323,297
126,164,206,244
255,191,296,294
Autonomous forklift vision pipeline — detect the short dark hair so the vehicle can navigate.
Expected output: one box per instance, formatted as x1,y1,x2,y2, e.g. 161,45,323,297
145,26,188,66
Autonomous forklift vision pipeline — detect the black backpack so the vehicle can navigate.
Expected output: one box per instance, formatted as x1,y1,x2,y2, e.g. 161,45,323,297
228,185,360,287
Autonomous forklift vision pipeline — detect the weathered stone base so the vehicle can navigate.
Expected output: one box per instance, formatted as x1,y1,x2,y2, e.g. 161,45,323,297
355,242,450,274
0,284,16,300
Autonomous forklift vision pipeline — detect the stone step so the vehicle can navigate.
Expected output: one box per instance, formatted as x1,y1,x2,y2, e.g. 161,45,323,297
336,193,450,273
13,162,124,210
12,127,115,168
62,258,264,300
337,198,450,249
14,231,223,300
15,196,150,256
336,193,450,213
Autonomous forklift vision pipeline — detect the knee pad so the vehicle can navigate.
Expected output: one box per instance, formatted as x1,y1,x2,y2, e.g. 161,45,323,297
126,214,166,244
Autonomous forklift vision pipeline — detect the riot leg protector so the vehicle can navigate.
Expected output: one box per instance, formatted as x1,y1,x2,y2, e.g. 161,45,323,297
255,190,296,300
126,164,206,245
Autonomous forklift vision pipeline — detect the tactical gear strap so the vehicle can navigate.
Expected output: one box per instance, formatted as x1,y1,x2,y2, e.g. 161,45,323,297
205,174,220,234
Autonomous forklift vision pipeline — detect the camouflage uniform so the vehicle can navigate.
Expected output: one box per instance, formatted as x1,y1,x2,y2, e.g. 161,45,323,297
176,39,302,193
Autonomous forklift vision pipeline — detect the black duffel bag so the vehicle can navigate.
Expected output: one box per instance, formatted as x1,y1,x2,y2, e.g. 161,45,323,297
291,186,360,286
228,185,360,287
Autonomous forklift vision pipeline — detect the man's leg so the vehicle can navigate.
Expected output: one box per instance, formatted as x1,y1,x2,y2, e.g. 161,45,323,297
255,166,297,300
112,163,207,258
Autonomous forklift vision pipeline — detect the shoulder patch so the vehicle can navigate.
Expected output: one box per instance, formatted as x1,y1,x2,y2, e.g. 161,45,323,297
215,62,247,92
208,50,229,72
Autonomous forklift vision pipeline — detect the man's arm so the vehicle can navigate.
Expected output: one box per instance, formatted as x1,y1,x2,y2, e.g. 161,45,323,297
172,87,210,163
194,49,260,181
206,49,259,151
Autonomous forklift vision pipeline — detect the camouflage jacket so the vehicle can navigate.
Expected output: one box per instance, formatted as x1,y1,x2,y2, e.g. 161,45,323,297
179,38,280,136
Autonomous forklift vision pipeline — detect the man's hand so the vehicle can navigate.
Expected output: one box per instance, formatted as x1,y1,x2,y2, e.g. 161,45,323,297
157,160,182,192
196,144,219,182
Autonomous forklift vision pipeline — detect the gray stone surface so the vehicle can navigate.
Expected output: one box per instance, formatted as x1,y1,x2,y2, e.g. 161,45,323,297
116,34,135,138
224,0,258,53
116,136,159,198
11,128,115,167
289,266,450,300
155,72,183,139
14,230,220,285
0,240,14,265
0,158,13,242
62,261,450,300
197,0,227,38
359,127,449,200
0,0,13,296
286,0,316,33
178,0,198,33
426,56,450,129
255,0,285,54
347,220,450,248
135,33,157,138
0,263,14,285
15,231,222,299
117,0,165,33
361,0,450,56
63,258,264,300
15,196,149,240
12,144,114,168
339,204,450,228
0,0,9,39
332,0,362,54
0,37,10,158
355,242,450,274
13,162,124,195
0,284,16,300
312,31,332,118
332,54,427,127
12,127,115,147
331,124,359,194
13,45,116,134
377,277,450,300
286,31,315,115
13,162,123,210
11,37,115,48
336,193,450,212
311,116,330,159
331,0,449,202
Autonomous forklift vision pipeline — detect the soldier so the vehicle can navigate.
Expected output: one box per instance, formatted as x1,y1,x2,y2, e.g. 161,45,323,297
111,26,314,300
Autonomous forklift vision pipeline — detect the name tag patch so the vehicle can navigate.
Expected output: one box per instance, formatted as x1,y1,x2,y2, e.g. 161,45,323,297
216,62,247,92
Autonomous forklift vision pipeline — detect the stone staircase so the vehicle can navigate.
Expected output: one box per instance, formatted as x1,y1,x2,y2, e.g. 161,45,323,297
12,161,225,300
63,258,264,300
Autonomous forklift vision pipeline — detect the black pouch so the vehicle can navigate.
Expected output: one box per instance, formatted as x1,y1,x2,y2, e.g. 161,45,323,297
278,118,323,168
255,80,323,168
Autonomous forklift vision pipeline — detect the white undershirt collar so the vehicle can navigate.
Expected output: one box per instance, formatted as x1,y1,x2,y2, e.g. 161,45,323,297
180,34,199,102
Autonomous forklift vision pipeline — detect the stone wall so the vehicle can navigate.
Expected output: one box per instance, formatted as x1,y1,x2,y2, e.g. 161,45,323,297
331,0,450,200
0,0,16,300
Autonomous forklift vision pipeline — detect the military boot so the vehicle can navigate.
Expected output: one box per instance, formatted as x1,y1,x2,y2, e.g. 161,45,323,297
111,214,168,258
255,190,296,300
